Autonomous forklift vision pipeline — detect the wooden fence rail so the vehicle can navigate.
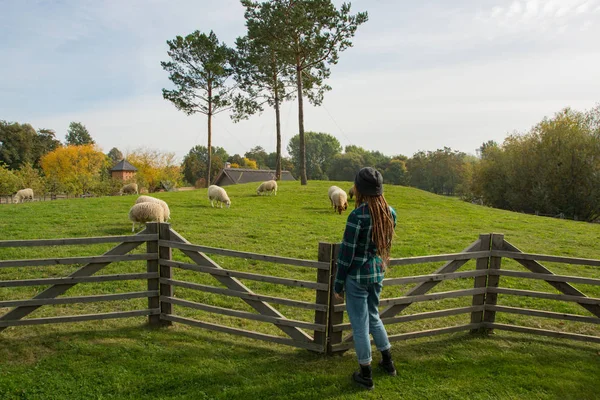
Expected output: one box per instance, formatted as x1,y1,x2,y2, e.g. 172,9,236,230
1,226,599,354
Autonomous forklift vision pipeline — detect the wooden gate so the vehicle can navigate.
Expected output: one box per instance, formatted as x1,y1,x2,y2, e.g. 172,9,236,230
155,225,331,352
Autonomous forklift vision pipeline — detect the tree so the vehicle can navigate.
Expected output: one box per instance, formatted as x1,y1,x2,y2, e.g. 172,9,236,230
181,145,229,187
65,122,94,145
228,154,245,167
287,131,341,180
265,151,293,171
345,145,391,171
244,146,269,169
34,129,61,168
384,159,408,186
0,121,60,170
14,163,46,195
406,148,471,195
40,145,106,195
127,148,183,192
107,147,124,166
327,152,364,181
476,140,499,159
242,157,258,169
246,0,367,185
234,4,297,180
470,105,600,221
0,162,20,196
162,30,235,186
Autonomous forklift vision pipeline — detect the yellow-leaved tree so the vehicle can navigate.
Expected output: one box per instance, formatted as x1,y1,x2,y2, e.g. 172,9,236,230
40,145,106,195
242,157,258,169
127,148,183,192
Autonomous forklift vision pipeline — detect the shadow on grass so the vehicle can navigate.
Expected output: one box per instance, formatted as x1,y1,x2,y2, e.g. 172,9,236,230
302,207,336,215
0,324,362,399
1,325,599,399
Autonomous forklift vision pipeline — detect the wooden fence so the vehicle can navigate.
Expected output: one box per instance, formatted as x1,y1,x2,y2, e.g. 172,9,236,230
1,227,599,354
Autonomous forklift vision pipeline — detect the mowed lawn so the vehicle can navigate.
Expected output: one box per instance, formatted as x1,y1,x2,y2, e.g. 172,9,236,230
0,181,599,400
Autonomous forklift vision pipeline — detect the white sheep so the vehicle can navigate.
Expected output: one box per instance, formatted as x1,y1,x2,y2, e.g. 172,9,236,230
13,188,34,203
128,202,165,232
135,195,171,221
208,185,231,208
256,180,278,196
120,183,139,195
328,186,348,215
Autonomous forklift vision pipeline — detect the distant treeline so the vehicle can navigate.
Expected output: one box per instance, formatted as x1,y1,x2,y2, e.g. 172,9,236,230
2,104,599,221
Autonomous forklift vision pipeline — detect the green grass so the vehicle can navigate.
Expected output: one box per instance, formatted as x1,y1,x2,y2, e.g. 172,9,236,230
1,181,599,399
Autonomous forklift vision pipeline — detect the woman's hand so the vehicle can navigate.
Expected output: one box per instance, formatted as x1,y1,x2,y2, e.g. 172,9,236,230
334,291,344,301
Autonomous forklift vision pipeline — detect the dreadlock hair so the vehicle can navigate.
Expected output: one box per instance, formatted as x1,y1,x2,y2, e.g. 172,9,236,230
354,187,395,269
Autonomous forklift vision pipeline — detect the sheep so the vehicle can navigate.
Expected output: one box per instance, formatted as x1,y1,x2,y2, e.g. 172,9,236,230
328,186,348,215
328,186,341,206
128,202,165,232
135,195,171,221
348,186,355,200
120,183,139,195
256,180,278,196
208,185,231,208
12,188,34,203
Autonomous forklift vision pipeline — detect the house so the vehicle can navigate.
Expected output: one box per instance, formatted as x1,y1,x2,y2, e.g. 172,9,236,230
213,168,295,187
110,159,137,181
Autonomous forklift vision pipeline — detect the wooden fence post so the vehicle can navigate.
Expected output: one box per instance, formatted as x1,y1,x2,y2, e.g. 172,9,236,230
146,223,160,327
314,242,332,353
327,243,346,355
483,233,504,333
470,234,491,332
159,223,173,326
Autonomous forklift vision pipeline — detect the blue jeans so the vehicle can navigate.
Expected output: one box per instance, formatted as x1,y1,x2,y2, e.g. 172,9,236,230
345,277,391,365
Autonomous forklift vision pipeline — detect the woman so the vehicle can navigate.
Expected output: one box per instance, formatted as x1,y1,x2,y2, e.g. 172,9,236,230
334,167,397,390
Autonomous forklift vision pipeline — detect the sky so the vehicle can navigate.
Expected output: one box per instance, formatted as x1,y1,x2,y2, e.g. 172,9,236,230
1,0,600,162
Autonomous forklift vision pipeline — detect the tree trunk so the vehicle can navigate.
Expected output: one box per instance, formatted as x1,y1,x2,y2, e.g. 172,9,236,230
274,74,282,181
296,63,307,185
207,85,212,187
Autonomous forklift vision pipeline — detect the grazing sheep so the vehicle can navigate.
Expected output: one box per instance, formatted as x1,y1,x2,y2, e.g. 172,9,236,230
135,195,171,221
208,185,231,208
348,186,355,200
328,186,348,215
256,180,278,196
13,188,34,203
128,202,165,232
328,186,341,206
120,183,139,195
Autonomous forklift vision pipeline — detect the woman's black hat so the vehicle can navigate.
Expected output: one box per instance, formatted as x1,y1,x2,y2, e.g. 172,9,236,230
354,167,383,196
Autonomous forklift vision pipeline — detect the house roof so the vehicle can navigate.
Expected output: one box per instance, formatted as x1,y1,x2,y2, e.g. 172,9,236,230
111,159,138,172
213,168,295,186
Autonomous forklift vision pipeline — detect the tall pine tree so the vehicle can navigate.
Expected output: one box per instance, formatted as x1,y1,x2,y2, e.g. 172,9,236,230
162,31,235,185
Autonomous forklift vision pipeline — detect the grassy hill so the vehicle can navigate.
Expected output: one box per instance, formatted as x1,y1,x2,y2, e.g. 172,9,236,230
0,181,599,399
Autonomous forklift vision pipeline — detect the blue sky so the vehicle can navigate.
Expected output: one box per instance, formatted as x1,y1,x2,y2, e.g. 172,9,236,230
2,0,599,161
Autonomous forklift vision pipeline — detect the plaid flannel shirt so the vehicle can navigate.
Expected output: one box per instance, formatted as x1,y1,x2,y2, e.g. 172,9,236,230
334,203,397,294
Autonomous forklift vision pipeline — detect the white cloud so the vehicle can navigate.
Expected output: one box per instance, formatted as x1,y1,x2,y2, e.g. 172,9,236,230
555,7,570,17
26,45,600,160
507,1,523,17
3,0,600,161
524,0,540,18
575,1,590,13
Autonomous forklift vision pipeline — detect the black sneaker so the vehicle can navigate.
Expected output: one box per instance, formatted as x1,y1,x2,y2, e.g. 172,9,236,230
352,370,374,390
378,359,397,376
